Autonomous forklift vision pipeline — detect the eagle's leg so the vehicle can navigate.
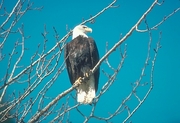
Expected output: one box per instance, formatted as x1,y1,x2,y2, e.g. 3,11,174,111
74,77,82,86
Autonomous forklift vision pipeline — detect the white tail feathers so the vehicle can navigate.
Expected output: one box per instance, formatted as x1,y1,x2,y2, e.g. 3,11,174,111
77,76,95,104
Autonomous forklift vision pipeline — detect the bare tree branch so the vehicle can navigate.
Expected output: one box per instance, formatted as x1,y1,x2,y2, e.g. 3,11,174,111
0,0,179,122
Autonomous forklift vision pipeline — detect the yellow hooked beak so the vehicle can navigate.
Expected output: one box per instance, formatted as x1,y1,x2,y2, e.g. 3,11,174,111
85,27,92,33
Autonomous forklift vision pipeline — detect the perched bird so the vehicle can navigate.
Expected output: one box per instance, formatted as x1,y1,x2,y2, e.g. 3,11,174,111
64,25,100,104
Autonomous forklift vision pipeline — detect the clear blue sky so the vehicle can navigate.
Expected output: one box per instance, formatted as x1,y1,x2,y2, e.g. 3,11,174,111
1,0,180,122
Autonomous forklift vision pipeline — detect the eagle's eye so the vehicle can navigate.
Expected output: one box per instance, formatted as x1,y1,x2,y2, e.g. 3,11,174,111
83,26,87,29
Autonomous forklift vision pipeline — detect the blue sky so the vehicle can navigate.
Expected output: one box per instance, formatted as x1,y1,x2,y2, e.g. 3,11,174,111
1,0,180,122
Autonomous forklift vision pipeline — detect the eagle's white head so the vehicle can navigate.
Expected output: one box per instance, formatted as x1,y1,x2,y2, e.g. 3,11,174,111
72,25,92,39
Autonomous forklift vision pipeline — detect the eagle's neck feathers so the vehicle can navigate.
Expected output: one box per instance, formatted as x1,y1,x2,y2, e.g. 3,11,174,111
72,31,88,39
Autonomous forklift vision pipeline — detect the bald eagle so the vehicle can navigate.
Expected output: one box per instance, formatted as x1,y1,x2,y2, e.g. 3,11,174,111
64,25,100,104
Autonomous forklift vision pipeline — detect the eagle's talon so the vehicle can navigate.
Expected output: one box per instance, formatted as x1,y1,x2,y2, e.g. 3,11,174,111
74,77,82,86
85,73,89,78
85,70,93,78
89,70,93,75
